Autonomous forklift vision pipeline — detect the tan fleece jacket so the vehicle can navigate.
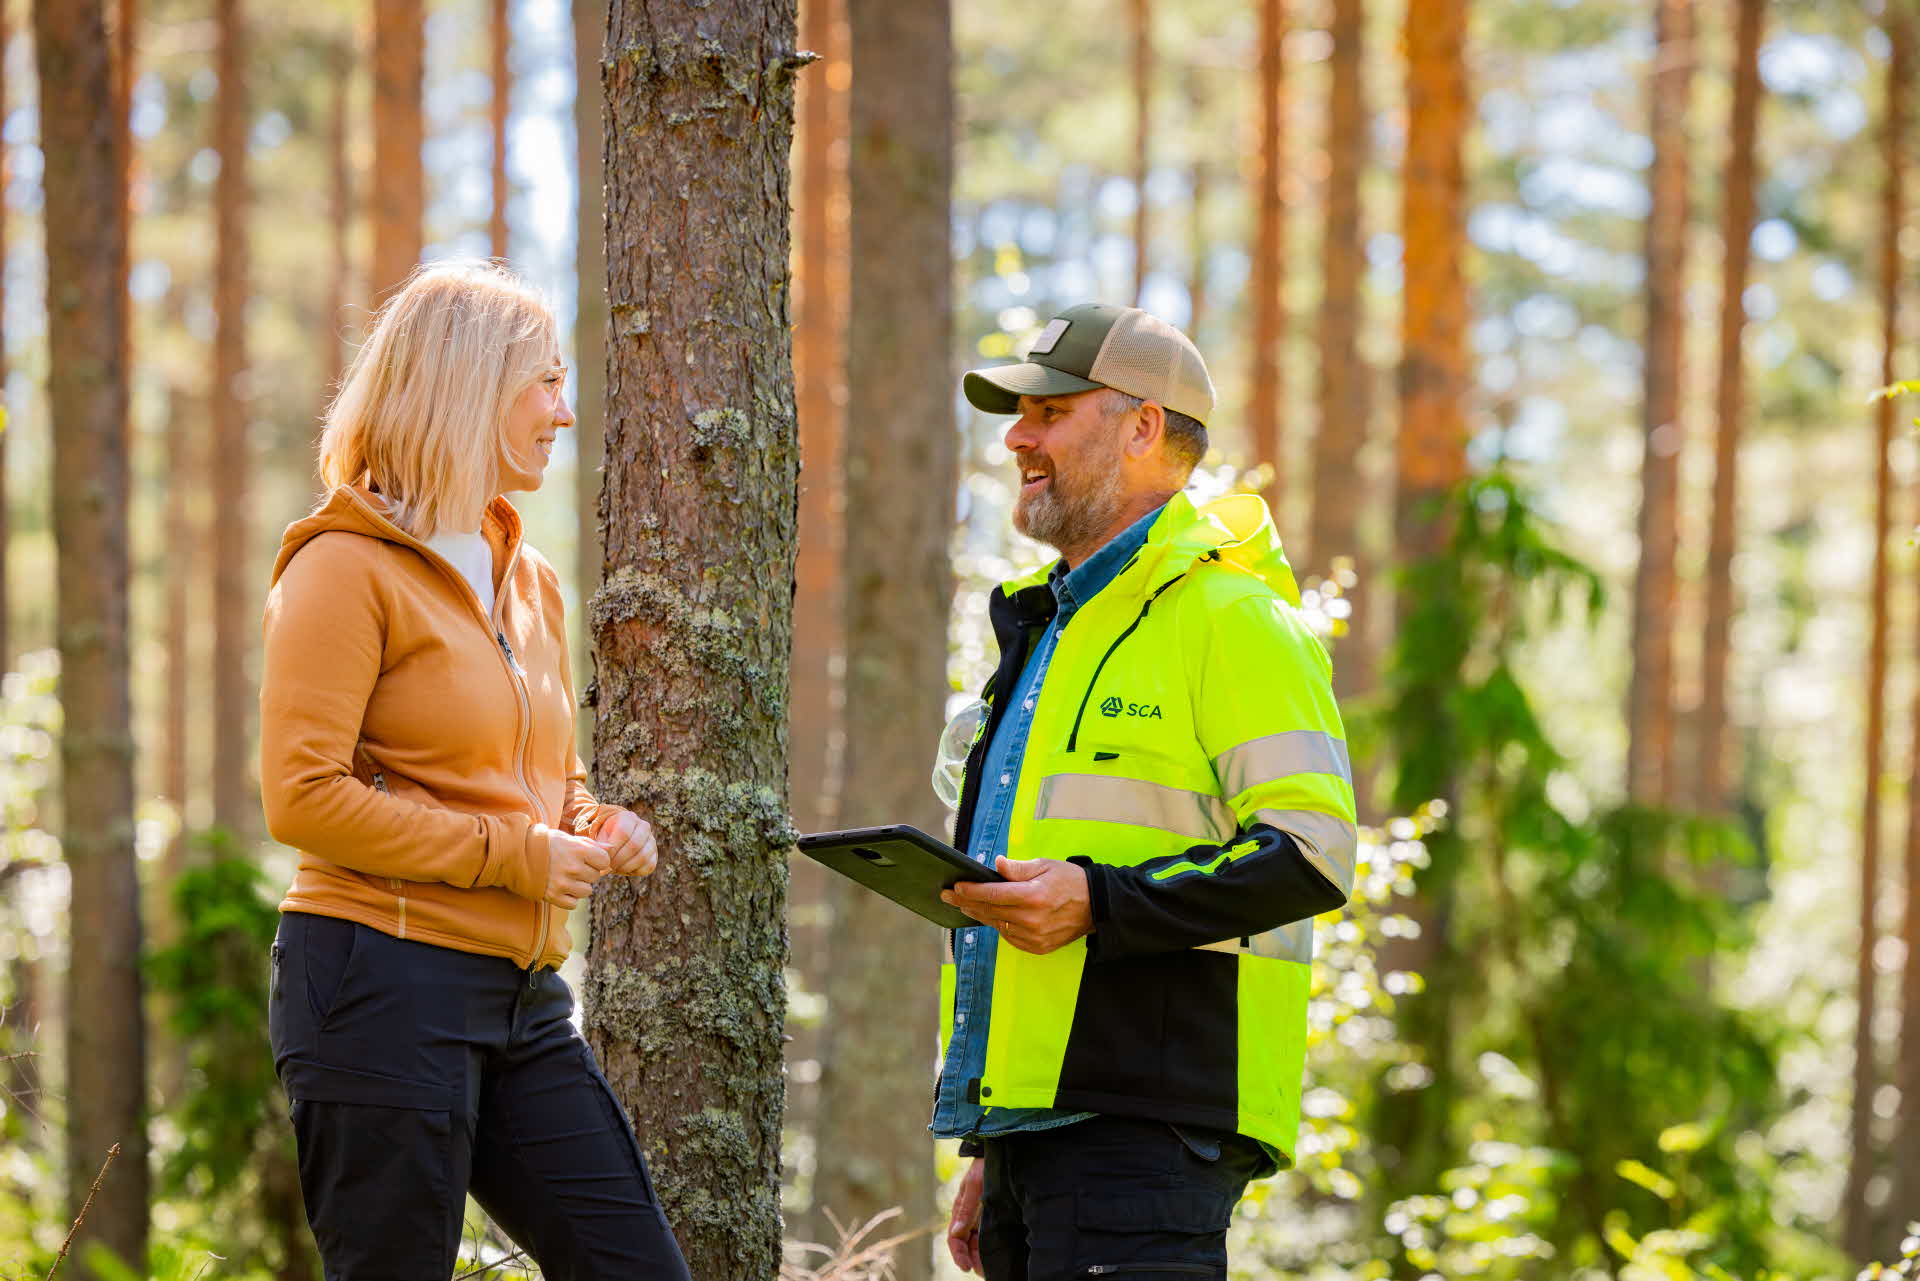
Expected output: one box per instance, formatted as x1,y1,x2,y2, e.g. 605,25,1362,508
259,484,619,969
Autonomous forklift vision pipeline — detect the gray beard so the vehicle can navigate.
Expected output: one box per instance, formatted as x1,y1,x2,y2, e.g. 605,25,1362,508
1013,458,1128,555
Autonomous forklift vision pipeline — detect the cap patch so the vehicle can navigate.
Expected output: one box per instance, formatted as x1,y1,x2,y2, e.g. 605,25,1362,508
1028,318,1070,356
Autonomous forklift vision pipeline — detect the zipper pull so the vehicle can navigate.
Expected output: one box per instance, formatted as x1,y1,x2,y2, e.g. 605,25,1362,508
497,630,526,676
527,964,538,990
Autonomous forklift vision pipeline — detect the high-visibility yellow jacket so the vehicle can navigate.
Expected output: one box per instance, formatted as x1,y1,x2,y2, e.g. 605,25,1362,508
941,491,1356,1162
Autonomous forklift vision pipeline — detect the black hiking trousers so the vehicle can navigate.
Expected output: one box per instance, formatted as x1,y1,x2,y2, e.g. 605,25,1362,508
977,1114,1268,1280
268,911,691,1281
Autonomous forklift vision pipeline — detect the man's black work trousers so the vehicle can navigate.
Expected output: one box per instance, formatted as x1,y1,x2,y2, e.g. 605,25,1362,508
978,1114,1266,1281
268,912,691,1281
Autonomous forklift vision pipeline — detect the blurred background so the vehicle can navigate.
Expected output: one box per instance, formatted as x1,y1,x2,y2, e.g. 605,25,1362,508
2,0,1917,1277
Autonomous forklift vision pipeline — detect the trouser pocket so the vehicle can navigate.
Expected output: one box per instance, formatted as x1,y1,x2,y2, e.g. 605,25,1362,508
291,1094,461,1281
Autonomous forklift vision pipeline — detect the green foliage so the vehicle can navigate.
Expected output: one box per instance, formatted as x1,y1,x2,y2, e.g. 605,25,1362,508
146,839,282,1198
1364,474,1807,1275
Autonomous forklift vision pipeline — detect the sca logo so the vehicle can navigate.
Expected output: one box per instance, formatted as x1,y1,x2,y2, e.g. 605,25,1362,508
1099,694,1163,720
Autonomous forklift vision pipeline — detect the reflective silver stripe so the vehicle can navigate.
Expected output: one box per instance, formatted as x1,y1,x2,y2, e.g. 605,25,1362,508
1036,774,1235,843
1195,920,1314,963
1250,918,1315,963
1255,807,1358,899
1214,730,1352,799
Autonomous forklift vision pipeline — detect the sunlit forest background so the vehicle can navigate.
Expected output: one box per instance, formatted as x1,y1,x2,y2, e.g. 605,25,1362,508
4,0,1920,1278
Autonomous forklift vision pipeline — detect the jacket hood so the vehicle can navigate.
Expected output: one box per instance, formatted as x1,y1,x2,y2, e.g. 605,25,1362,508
999,490,1301,606
270,485,523,588
1144,491,1301,604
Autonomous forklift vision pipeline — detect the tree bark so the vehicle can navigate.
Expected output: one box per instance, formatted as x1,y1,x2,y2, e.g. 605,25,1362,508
1627,0,1693,807
786,0,847,1228
1394,0,1467,568
35,0,150,1268
1249,0,1285,515
1695,0,1762,816
789,0,847,839
326,37,352,394
573,0,607,749
491,0,510,262
1895,1,1920,1231
582,4,801,1277
0,2,9,677
211,0,252,840
370,0,424,300
1311,0,1372,787
1131,0,1150,305
808,0,951,1270
1848,8,1909,1259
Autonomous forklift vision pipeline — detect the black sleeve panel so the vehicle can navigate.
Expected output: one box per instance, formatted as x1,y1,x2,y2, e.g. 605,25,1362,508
1071,823,1347,963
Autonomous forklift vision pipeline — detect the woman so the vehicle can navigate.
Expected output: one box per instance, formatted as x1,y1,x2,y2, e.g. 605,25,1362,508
259,262,691,1280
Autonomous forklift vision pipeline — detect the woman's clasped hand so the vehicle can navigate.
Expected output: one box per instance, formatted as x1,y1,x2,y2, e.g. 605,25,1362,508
544,812,660,909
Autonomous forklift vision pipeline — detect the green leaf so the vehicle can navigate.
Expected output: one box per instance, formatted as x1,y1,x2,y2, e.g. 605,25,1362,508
1616,1157,1679,1203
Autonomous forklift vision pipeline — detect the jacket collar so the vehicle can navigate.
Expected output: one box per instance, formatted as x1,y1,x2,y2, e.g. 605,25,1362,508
270,484,524,589
996,490,1300,607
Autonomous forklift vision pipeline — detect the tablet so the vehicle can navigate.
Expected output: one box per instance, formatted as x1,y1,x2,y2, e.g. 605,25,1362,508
797,824,1004,929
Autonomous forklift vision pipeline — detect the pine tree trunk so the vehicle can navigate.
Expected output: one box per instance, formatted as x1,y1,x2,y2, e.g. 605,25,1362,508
36,0,150,1266
490,0,510,262
370,0,424,300
1894,2,1920,1228
1695,0,1762,816
1131,0,1150,305
573,0,606,733
1848,10,1908,1258
1311,0,1372,790
786,0,847,1227
325,39,352,395
1249,0,1285,515
1395,0,1467,568
211,0,252,840
808,0,951,1269
1378,0,1469,1209
0,2,8,676
581,5,802,1276
1627,0,1693,807
789,0,846,840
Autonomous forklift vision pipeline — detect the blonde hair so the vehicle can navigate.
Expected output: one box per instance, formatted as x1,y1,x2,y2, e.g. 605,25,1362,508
319,261,560,538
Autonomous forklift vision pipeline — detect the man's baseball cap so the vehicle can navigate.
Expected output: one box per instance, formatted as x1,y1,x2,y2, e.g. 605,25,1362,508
962,302,1216,426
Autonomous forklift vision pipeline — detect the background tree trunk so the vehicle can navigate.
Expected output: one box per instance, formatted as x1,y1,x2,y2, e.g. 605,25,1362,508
211,0,252,840
786,0,847,1226
0,3,9,675
1627,0,1693,807
1311,0,1372,819
1695,0,1763,816
572,0,606,754
1847,8,1908,1257
325,37,352,396
1896,0,1920,1221
1378,0,1469,1208
1249,0,1285,515
490,0,509,263
370,0,423,300
1131,0,1150,305
1394,0,1467,569
36,0,150,1268
808,0,952,1268
581,4,801,1277
788,0,847,840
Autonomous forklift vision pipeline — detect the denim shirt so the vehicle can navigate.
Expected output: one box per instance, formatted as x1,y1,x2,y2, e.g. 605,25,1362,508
931,504,1165,1141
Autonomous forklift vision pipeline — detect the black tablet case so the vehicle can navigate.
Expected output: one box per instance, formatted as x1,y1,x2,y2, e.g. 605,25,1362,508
797,824,1004,929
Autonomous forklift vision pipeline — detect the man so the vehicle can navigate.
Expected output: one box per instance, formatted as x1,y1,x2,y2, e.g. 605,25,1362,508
933,302,1356,1279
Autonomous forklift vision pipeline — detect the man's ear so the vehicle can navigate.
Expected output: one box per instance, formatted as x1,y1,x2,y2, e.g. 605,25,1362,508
1126,400,1166,461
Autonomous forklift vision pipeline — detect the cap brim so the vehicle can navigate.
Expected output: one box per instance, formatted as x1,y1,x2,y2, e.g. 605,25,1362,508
962,363,1105,415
